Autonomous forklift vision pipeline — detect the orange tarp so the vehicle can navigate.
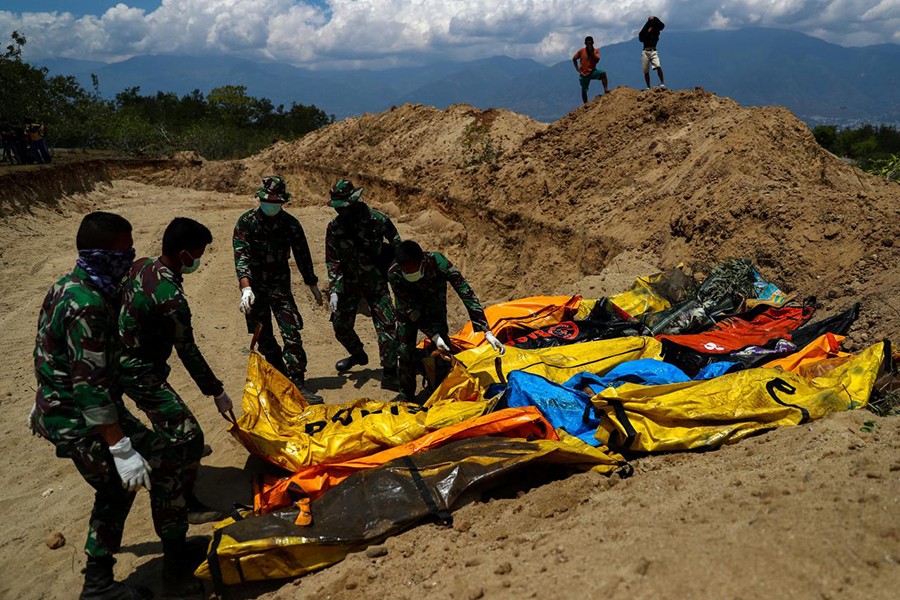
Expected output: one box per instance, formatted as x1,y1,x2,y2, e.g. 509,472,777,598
762,333,850,375
254,407,558,513
450,295,583,351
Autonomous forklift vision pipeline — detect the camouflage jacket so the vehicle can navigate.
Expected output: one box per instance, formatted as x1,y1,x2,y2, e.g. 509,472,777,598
388,251,489,337
326,205,400,294
33,265,121,442
233,207,318,287
119,258,223,396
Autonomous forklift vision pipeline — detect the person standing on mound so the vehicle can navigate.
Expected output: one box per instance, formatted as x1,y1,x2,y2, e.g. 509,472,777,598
325,179,402,391
388,240,505,403
233,176,324,401
639,16,666,89
573,35,609,104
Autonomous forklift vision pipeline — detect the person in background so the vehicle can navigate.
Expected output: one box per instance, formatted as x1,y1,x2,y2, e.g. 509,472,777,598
26,117,51,163
639,16,666,90
573,36,609,104
233,176,324,400
325,179,401,391
387,240,505,402
1,121,21,164
30,212,197,599
118,217,232,535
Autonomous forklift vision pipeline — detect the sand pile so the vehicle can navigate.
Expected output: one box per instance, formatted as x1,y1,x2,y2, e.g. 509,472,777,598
5,88,897,600
146,87,899,343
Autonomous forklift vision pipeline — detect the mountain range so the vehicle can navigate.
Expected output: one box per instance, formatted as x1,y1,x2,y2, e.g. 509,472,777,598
38,28,900,125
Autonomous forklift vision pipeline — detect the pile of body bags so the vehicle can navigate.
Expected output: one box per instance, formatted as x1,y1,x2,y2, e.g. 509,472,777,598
196,258,897,590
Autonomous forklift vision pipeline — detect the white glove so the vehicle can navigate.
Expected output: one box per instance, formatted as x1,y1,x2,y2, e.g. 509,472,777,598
28,403,38,435
433,334,451,353
239,286,255,314
484,331,506,355
329,292,339,313
308,284,324,306
213,391,233,414
108,437,152,492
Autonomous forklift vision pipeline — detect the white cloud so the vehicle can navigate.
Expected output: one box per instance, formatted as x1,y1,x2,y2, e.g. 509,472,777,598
0,0,897,66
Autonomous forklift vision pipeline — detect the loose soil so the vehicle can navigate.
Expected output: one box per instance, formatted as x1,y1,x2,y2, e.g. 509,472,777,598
1,88,897,599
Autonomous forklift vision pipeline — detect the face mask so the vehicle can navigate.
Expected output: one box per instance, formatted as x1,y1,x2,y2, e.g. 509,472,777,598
180,251,201,274
401,264,424,282
77,248,136,296
260,202,283,217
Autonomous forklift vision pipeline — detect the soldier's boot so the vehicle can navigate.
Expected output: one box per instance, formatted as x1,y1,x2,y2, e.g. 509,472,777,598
381,367,400,392
335,351,368,374
186,491,225,525
161,536,208,598
80,555,153,600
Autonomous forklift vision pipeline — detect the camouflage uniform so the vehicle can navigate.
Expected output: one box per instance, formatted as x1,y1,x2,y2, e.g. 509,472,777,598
33,265,187,558
118,258,223,498
233,206,319,387
387,252,490,401
326,205,400,370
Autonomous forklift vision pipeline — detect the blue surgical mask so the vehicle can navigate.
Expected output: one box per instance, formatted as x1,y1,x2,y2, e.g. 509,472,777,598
260,202,283,217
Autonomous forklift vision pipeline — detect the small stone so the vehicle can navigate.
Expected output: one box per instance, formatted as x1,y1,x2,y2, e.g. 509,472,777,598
41,489,54,498
636,557,651,576
464,558,481,567
494,562,512,575
365,545,388,558
46,531,66,549
367,568,378,580
345,582,358,590
468,588,484,600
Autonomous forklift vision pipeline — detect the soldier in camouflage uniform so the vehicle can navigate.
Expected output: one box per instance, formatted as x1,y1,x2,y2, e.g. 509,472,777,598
29,212,181,600
388,240,505,402
233,176,324,397
325,179,401,390
118,217,233,543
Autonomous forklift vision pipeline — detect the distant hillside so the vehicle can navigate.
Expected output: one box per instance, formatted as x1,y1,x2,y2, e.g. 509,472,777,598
38,28,900,125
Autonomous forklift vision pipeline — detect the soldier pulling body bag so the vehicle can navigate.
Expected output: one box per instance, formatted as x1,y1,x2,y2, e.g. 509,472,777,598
118,218,233,531
388,240,505,402
30,212,207,599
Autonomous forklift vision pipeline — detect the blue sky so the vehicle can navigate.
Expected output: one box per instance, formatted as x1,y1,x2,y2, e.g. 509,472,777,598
1,1,898,68
0,2,163,17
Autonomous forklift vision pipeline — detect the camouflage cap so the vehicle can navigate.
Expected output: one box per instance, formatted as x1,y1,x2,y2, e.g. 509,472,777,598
328,179,364,208
256,175,292,203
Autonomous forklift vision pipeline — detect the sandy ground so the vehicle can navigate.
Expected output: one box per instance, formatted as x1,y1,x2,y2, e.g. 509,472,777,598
1,88,899,599
1,180,897,600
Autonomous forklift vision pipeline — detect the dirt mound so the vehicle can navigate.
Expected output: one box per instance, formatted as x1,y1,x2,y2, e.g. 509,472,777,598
3,91,900,599
145,87,900,342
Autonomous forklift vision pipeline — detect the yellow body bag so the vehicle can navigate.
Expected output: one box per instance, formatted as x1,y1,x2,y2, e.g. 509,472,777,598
592,342,886,452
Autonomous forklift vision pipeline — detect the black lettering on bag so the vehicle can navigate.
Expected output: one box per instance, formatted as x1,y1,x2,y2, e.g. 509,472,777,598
331,408,354,426
765,377,810,423
304,421,327,435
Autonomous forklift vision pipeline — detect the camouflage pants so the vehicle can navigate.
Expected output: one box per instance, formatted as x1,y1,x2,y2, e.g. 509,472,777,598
53,409,189,558
396,315,449,402
332,280,397,371
117,360,205,497
246,284,307,387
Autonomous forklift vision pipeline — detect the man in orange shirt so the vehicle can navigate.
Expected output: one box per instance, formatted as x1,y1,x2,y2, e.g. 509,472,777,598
573,36,609,104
